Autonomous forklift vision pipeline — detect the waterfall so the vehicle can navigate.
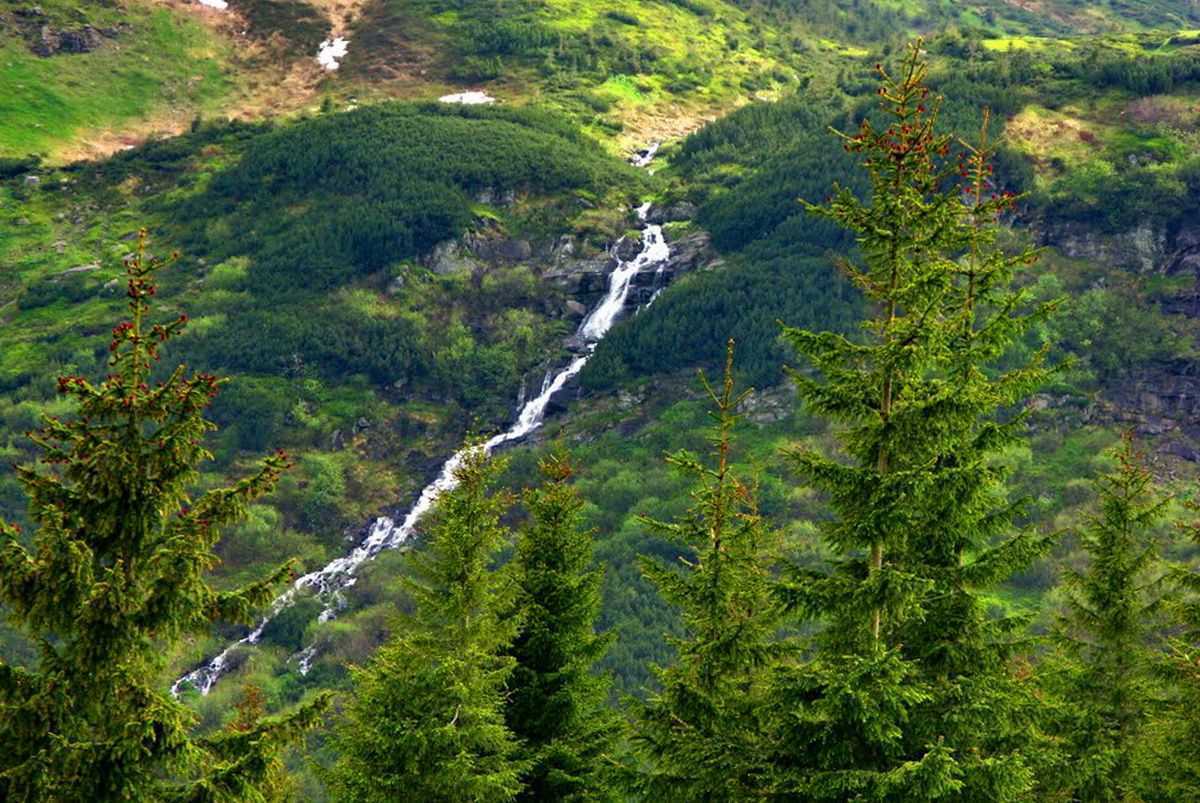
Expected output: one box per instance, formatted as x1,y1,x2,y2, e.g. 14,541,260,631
173,150,669,697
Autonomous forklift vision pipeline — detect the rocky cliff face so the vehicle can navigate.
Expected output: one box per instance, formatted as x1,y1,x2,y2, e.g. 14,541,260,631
425,207,717,326
1039,218,1200,456
1039,219,1200,278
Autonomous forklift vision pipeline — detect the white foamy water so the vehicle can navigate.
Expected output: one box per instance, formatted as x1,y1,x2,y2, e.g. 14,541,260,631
174,150,668,696
579,203,667,340
439,91,497,105
631,142,660,168
196,0,228,9
317,37,349,71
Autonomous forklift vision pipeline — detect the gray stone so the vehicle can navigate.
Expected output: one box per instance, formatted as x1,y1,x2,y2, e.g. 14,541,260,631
59,263,99,276
614,233,643,262
22,175,39,187
564,299,588,319
423,240,480,275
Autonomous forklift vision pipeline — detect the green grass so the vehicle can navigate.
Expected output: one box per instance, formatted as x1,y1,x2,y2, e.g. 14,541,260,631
0,2,231,158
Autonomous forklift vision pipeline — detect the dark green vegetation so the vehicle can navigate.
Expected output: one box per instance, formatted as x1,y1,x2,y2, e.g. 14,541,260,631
6,0,1200,796
0,241,326,801
326,448,526,802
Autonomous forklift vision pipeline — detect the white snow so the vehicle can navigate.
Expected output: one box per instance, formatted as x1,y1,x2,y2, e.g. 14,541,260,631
439,91,497,105
317,37,349,71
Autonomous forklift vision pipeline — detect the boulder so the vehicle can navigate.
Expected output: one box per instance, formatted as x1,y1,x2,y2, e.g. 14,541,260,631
422,240,481,275
33,24,106,56
645,201,698,225
614,233,643,262
564,299,588,320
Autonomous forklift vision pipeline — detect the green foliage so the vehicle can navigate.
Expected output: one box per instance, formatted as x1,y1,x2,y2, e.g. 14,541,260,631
0,234,326,801
172,103,633,404
327,447,526,802
769,43,1053,800
630,342,783,799
1039,436,1170,801
506,454,620,802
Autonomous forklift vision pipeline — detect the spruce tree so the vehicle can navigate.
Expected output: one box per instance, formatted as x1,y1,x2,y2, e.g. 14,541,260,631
505,453,619,802
0,233,325,802
1041,436,1167,801
1143,481,1200,799
327,447,526,803
767,41,1053,800
631,340,782,800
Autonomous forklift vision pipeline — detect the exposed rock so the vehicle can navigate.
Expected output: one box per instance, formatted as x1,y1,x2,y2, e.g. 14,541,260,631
469,234,532,264
646,201,698,225
741,382,795,424
543,254,616,300
473,187,516,206
386,275,405,296
564,299,588,320
422,240,482,275
58,263,99,276
1039,220,1167,274
662,229,714,275
22,175,39,187
614,233,643,262
552,235,577,262
32,24,107,56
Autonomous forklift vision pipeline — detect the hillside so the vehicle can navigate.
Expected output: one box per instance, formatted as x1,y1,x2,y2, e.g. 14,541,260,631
5,1,1200,798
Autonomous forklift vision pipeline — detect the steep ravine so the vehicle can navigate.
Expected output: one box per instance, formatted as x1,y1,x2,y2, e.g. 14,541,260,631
174,164,681,695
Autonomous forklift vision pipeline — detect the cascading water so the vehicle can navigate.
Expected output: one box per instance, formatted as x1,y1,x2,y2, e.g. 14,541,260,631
173,149,669,696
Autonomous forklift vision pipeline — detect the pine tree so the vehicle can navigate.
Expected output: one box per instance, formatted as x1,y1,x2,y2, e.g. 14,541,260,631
1040,436,1167,801
327,447,527,803
0,233,325,802
1142,476,1200,800
767,41,1053,800
631,340,782,800
505,453,619,802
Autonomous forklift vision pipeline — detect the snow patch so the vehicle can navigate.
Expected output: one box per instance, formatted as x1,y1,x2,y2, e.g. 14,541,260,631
317,37,349,71
439,91,497,105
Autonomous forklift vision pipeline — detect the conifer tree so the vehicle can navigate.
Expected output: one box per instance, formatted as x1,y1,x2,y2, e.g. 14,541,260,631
327,447,526,803
1142,480,1200,799
768,41,1053,800
505,453,619,802
0,233,325,802
1040,436,1167,801
631,340,782,800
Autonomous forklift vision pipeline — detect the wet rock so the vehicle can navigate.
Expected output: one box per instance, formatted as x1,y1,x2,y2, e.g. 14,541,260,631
614,233,643,262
